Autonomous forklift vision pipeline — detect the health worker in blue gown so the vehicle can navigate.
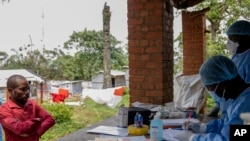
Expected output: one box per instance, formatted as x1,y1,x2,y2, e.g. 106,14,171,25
207,20,250,118
174,55,250,141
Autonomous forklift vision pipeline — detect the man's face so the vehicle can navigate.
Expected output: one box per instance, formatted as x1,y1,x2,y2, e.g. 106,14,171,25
11,78,30,105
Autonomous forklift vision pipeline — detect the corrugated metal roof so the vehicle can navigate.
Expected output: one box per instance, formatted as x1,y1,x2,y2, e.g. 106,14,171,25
0,69,44,88
96,70,125,76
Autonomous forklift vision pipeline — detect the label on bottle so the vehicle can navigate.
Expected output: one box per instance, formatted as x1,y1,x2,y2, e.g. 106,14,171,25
150,125,158,139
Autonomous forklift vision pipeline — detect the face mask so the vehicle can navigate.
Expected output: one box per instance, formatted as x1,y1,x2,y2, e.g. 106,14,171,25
226,39,239,54
219,89,234,115
219,89,226,108
208,83,220,102
209,91,221,102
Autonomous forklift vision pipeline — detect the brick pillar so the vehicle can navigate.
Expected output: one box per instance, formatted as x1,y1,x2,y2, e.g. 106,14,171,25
182,10,206,75
127,0,174,105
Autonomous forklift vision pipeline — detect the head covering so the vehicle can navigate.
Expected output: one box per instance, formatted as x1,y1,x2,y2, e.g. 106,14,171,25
199,55,238,85
226,20,250,36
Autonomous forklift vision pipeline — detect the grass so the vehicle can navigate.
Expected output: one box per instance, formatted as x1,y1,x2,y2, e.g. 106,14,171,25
39,91,215,141
40,92,130,141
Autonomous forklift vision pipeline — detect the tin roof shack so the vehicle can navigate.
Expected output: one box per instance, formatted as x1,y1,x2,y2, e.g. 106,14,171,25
48,80,83,96
0,69,44,100
92,70,126,89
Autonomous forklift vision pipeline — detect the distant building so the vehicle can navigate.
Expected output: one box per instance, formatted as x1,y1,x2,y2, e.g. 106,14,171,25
91,70,126,89
123,66,129,88
0,69,44,99
48,80,83,96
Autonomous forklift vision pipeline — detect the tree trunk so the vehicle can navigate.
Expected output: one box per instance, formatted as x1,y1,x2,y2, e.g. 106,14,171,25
102,2,112,89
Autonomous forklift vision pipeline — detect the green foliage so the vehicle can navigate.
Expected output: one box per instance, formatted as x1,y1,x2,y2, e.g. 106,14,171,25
116,87,130,107
206,34,230,58
63,28,128,80
174,32,183,74
0,51,8,61
206,92,216,111
42,103,73,124
173,0,249,73
1,28,128,81
195,0,250,40
40,89,130,141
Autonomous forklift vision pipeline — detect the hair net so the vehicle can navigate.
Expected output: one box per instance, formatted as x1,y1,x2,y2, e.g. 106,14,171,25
199,55,238,85
226,20,250,36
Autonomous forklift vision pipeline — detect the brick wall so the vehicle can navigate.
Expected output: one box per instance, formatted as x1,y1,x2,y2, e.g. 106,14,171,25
127,0,174,105
182,10,206,75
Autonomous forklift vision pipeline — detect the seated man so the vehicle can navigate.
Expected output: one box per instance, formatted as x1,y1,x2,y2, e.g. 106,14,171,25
174,55,250,141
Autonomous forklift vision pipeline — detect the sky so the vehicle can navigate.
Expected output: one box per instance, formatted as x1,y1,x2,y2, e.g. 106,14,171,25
0,0,182,55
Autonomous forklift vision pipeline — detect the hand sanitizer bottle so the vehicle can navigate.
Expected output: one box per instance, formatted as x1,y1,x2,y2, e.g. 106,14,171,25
150,112,163,141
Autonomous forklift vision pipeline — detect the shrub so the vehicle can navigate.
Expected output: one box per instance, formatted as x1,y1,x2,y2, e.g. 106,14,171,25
42,103,73,123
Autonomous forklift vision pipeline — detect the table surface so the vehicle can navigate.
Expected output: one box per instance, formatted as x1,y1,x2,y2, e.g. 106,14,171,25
56,115,217,141
56,116,118,141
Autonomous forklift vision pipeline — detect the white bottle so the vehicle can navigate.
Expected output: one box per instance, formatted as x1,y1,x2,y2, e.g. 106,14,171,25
117,105,128,128
150,112,163,141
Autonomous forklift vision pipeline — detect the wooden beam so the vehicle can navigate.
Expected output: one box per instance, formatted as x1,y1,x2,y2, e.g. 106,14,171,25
173,0,204,9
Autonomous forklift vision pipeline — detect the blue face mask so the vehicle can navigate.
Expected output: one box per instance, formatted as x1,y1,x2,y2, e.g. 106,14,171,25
208,83,220,102
209,86,227,110
209,91,221,103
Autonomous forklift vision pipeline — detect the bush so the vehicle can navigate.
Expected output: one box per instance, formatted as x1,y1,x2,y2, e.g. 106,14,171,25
42,103,73,123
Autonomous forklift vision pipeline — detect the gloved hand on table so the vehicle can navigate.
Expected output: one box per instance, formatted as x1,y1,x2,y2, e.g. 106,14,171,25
182,121,207,133
173,130,195,141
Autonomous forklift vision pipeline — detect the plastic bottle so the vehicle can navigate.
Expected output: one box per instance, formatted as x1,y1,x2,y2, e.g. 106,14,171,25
134,112,139,127
150,112,163,141
137,113,143,127
117,105,128,128
134,112,143,128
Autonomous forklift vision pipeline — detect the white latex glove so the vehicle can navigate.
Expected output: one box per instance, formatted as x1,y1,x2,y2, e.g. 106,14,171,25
182,121,207,133
173,130,195,141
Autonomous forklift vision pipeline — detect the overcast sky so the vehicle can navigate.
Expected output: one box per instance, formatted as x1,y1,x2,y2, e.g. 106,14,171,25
0,0,181,55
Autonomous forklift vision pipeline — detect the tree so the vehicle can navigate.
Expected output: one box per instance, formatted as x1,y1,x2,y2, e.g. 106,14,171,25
195,0,250,40
2,46,48,74
195,0,250,57
173,0,250,73
173,33,183,74
102,2,112,88
0,51,8,67
63,29,128,81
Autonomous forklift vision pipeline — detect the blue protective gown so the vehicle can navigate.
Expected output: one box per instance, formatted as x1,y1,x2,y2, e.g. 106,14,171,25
231,49,250,83
211,49,250,119
192,87,250,141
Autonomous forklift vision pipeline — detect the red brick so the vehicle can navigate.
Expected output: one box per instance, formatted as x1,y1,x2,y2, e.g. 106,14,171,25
140,83,155,90
139,10,148,17
182,10,206,75
128,19,144,26
140,54,149,61
146,47,163,53
129,61,145,69
128,0,174,105
128,32,145,40
145,32,163,39
140,40,149,46
128,47,144,54
146,61,161,69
